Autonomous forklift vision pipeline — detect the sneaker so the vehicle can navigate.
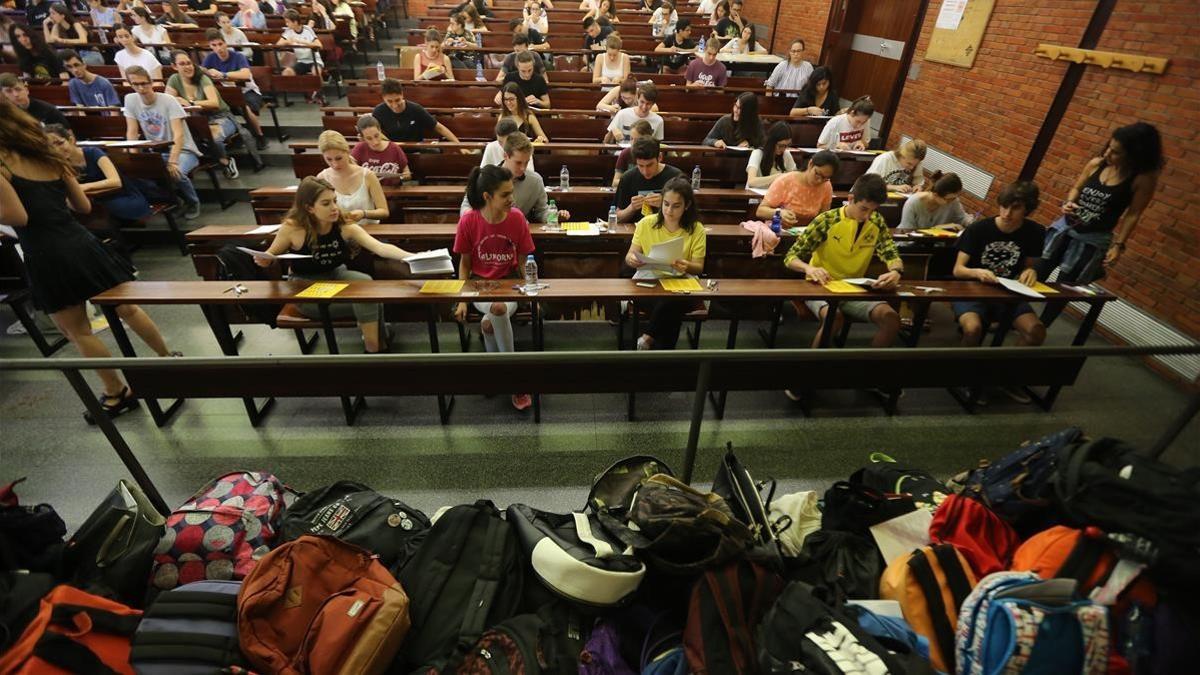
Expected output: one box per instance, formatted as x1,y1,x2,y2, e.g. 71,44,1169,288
255,135,269,151
168,351,184,357
636,335,652,351
183,201,201,220
1000,386,1033,404
223,156,239,180
784,389,803,402
512,393,532,411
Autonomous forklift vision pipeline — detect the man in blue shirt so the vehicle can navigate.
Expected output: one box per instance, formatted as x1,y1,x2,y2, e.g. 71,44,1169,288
201,28,268,149
63,50,120,107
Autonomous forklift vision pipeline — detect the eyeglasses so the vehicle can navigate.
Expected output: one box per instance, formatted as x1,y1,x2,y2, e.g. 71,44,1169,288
129,80,154,88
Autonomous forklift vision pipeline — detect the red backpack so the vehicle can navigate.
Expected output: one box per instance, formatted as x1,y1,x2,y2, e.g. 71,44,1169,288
150,471,287,591
0,584,142,674
929,493,1019,578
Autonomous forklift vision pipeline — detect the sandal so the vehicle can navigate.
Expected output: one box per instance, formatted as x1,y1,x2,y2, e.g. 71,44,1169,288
83,387,140,425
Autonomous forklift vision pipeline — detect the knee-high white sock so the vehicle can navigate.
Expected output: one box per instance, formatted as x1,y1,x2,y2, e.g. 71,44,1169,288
481,317,498,353
489,311,515,352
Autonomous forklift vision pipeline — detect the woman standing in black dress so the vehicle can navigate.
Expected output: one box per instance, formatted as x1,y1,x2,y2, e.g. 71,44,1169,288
0,99,177,417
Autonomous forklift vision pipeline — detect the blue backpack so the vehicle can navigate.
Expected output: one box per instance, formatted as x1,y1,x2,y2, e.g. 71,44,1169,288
130,579,248,674
955,571,1109,675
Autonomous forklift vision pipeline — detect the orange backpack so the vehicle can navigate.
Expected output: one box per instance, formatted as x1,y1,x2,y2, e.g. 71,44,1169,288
237,534,411,675
879,544,978,674
0,584,142,675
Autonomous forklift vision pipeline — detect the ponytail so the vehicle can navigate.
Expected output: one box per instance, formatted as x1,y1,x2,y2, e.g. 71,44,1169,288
465,164,513,210
848,95,874,117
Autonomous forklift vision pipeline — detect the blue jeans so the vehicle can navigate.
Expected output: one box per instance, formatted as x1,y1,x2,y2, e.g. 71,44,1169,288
164,151,200,205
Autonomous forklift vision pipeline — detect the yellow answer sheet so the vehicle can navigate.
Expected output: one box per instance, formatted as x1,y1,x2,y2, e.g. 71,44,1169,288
1030,282,1059,294
561,222,593,231
660,277,704,292
419,280,466,294
295,282,348,299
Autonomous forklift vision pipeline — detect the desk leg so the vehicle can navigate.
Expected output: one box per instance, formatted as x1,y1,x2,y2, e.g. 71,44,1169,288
707,318,738,419
65,367,169,515
1038,300,1106,411
906,301,931,348
201,305,274,426
756,300,783,348
319,304,365,426
627,299,639,421
101,305,182,427
817,300,840,349
531,299,541,424
681,360,712,485
427,305,455,425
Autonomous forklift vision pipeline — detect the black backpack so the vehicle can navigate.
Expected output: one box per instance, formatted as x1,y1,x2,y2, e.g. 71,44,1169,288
683,559,784,674
0,478,66,574
849,453,949,512
783,530,882,604
214,244,281,326
279,481,431,571
456,602,588,674
396,500,526,673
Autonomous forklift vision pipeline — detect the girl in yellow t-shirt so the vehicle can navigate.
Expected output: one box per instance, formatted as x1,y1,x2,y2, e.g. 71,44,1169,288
624,177,706,350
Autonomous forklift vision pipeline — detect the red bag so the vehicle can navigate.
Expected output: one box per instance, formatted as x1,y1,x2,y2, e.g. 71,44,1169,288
150,471,287,591
1011,525,1157,608
929,494,1019,578
0,584,142,675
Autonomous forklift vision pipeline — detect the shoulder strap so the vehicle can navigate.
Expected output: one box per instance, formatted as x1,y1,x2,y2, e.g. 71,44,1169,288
907,550,957,672
34,633,123,675
131,632,242,665
931,544,972,606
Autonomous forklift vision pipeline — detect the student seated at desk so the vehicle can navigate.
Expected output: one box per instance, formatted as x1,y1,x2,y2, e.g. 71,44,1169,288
461,132,564,223
593,35,631,86
45,123,154,223
277,8,324,101
817,95,873,150
510,17,550,53
867,138,926,194
612,119,654,187
625,177,706,350
746,121,795,189
0,73,68,127
952,181,1046,376
782,173,903,350
790,65,838,118
583,0,619,25
216,12,252,58
166,50,265,177
89,0,119,28
373,79,464,146
714,0,747,39
0,100,178,419
655,18,696,72
495,33,549,83
754,149,837,226
130,7,171,59
582,16,615,54
203,28,269,150
614,137,683,222
122,65,202,219
606,82,664,142
415,29,455,81
597,77,657,114
352,115,411,186
703,91,765,149
898,171,973,232
10,23,66,80
453,165,537,411
232,0,267,29
43,3,100,65
498,82,549,143
524,0,549,34
482,118,536,173
63,50,121,107
649,0,678,36
719,24,761,55
259,177,416,354
765,38,813,97
497,52,551,109
316,130,389,225
113,26,163,80
685,39,728,88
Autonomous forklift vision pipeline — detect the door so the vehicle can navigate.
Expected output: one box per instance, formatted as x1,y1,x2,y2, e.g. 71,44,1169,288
820,0,929,143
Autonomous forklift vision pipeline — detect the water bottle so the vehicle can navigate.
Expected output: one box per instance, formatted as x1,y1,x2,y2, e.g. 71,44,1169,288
691,165,701,190
698,35,706,52
727,37,739,53
475,31,483,47
97,28,108,44
376,61,385,81
546,199,559,228
607,205,618,230
652,18,663,37
523,255,539,295
771,209,782,234
474,61,485,81
559,165,570,191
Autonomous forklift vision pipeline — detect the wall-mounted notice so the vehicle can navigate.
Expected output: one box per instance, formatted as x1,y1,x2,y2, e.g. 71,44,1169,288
935,0,969,30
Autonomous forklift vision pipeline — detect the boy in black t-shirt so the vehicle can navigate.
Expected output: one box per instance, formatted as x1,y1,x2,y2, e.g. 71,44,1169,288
655,19,696,71
498,52,550,108
372,79,463,146
614,137,684,222
952,181,1047,355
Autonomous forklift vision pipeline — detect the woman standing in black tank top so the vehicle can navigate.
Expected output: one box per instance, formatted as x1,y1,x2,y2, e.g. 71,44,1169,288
1038,122,1163,326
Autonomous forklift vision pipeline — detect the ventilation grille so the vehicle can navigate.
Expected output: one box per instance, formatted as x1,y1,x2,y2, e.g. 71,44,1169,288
899,135,994,199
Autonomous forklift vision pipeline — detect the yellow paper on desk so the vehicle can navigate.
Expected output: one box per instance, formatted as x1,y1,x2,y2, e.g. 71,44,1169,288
824,280,867,293
561,222,592,231
295,282,348,299
1030,282,1059,294
917,228,959,238
660,277,704,292
419,279,466,294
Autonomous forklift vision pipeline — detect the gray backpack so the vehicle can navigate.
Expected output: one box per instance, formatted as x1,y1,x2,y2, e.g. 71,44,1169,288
130,579,248,674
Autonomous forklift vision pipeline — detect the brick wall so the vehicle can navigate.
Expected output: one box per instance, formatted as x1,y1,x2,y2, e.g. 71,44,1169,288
769,0,1198,338
740,0,829,59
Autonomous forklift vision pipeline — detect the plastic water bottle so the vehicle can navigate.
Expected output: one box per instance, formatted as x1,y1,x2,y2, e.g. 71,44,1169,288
546,199,559,228
698,35,706,52
771,209,782,234
727,37,739,53
559,165,570,191
691,165,701,190
607,205,618,230
376,61,385,81
475,61,485,81
652,18,663,37
475,31,483,47
523,255,539,295
97,28,108,44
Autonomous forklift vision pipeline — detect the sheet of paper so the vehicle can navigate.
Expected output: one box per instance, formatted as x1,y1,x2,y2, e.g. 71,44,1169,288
660,277,703,292
403,248,451,262
841,277,877,287
723,145,753,152
295,282,348,299
887,192,914,201
235,246,312,261
566,227,600,237
634,236,685,269
824,280,867,294
1030,282,1059,294
247,224,282,235
0,225,16,239
997,277,1046,299
870,508,933,566
419,279,466,294
935,0,968,30
748,187,769,196
916,227,960,238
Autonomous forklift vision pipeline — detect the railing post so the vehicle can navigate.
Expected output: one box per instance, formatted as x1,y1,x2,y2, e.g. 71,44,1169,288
682,359,713,484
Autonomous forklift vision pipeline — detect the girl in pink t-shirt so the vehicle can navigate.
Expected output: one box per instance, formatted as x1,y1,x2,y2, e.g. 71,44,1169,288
452,165,537,410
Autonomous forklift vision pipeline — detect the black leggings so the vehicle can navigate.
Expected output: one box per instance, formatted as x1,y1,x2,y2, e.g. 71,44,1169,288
640,297,689,349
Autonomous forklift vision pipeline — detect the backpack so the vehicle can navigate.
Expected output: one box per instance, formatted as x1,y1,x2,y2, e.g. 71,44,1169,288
279,481,431,571
396,500,526,673
953,427,1084,533
928,494,1020,578
850,452,949,512
130,579,249,674
0,584,142,675
758,581,934,675
683,559,784,674
150,471,287,592
238,534,411,675
507,504,645,608
64,480,167,606
586,455,675,515
214,244,282,326
783,530,882,604
1052,437,1200,590
1010,525,1157,608
955,571,1109,675
455,602,587,674
820,480,916,539
878,544,978,673
712,444,781,550
0,477,66,573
